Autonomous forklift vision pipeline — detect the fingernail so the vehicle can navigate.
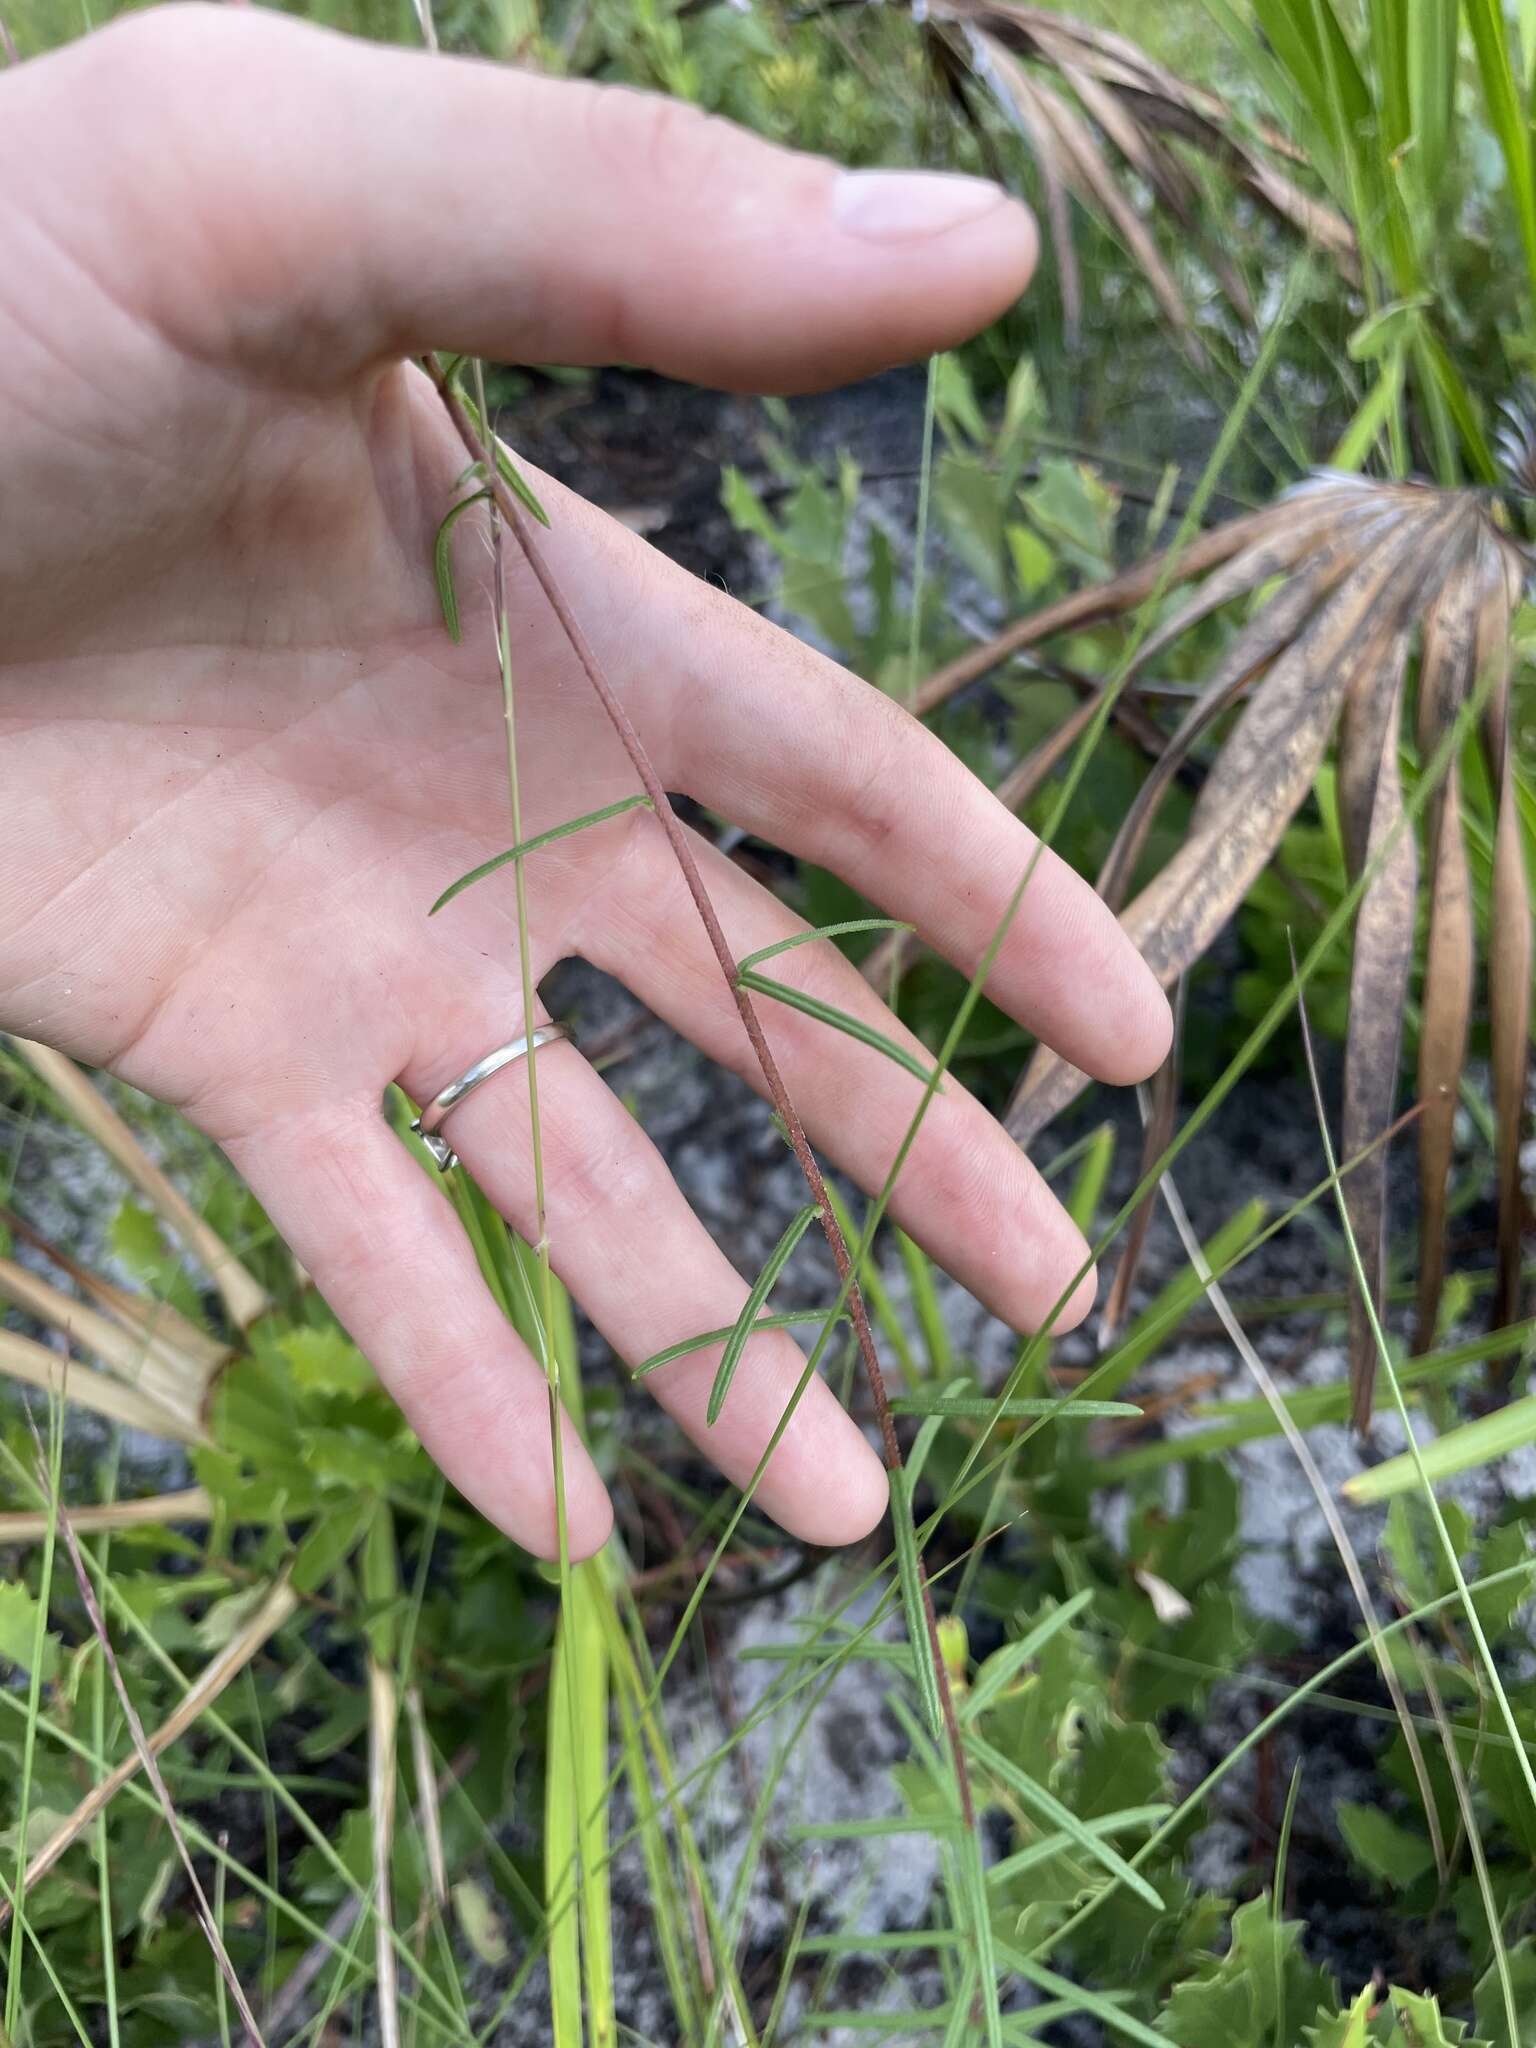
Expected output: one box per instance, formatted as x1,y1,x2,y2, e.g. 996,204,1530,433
833,168,1011,243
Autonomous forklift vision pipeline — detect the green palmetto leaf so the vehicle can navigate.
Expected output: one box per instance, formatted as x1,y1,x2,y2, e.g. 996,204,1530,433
428,794,654,915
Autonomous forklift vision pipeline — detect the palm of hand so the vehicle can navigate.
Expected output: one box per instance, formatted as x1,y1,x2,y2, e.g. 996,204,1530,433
0,6,1170,1558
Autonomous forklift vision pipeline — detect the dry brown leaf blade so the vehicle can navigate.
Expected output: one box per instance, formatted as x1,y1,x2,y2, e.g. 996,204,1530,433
0,1328,207,1443
915,501,1291,715
1102,978,1185,1342
1010,500,1456,1146
1411,553,1484,1352
37,1461,271,2046
7,1038,269,1331
965,32,1082,340
5,1571,294,1911
1338,636,1417,1428
1482,603,1532,1364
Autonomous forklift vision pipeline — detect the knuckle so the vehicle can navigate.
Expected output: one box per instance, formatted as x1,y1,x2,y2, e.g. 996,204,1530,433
585,82,724,195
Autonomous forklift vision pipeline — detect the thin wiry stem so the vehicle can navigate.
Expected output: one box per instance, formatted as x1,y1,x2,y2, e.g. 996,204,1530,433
424,358,977,1838
37,1429,268,2048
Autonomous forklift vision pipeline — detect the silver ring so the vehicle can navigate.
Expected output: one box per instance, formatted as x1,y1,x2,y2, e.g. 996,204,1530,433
410,1023,571,1171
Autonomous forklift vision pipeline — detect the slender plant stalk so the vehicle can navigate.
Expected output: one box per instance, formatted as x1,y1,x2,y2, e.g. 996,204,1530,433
39,1436,268,2047
424,360,979,1840
1293,961,1536,1821
1151,1140,1447,1878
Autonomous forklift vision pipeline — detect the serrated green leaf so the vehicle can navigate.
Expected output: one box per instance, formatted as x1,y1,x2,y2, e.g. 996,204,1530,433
1336,1800,1435,1891
0,1582,58,1683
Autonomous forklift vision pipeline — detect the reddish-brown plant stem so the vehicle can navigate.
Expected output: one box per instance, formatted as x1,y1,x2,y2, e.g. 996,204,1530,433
426,359,976,1829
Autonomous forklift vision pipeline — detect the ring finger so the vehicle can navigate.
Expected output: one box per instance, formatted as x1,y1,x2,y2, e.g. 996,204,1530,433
406,1022,891,1549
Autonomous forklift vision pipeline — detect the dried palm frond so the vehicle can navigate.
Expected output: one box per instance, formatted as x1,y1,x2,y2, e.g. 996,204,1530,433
925,3,1357,349
924,476,1528,1427
6,1036,269,1331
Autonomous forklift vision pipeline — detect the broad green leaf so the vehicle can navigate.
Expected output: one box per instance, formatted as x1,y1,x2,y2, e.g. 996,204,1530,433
1336,1800,1434,1890
1476,1937,1536,2048
279,1326,376,1399
1160,1896,1337,2045
0,1582,58,1684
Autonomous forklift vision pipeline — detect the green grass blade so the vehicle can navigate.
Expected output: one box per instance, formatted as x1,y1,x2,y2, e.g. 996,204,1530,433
889,1396,1139,1420
1091,1200,1267,1400
735,970,935,1083
632,1307,843,1380
708,1204,820,1425
1063,1123,1114,1237
962,1590,1096,1722
994,1945,1165,2048
4,1394,61,2038
987,1807,1171,1888
896,1230,953,1380
1465,0,1536,299
429,795,653,914
432,487,490,643
1343,1393,1536,1502
736,919,913,973
890,1464,946,1746
964,1733,1164,1910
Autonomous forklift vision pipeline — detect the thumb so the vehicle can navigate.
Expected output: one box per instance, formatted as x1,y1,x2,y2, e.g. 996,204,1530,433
32,5,1036,391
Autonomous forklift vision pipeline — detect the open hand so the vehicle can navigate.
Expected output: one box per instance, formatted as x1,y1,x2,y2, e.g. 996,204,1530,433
0,6,1170,1557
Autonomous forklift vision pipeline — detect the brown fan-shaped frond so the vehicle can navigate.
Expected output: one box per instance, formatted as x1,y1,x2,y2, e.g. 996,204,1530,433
927,477,1527,1425
926,2,1358,344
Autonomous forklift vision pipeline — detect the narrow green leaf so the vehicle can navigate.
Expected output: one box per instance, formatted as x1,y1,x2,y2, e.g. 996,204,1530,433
736,970,935,1083
430,795,653,914
1465,0,1536,302
1064,1123,1115,1237
432,487,490,643
707,1204,820,1426
891,1465,945,1745
788,1815,963,1840
889,1396,1140,1421
1092,1200,1268,1401
631,1307,844,1380
735,919,913,973
987,1807,1171,1887
965,1733,1165,1909
1343,1394,1536,1503
994,1944,1168,2048
799,1929,964,1955
452,383,551,526
962,1590,1096,1721
896,1229,953,1379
